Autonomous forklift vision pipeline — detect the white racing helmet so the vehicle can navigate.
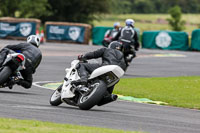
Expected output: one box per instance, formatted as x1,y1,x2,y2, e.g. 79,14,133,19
27,35,40,47
125,19,135,27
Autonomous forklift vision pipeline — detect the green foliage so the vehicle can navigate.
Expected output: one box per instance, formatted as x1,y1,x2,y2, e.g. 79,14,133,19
132,0,156,13
0,0,19,17
43,0,110,24
0,0,51,18
1,0,200,23
110,0,132,14
109,0,200,14
18,0,52,18
0,0,110,24
167,6,186,31
93,13,199,34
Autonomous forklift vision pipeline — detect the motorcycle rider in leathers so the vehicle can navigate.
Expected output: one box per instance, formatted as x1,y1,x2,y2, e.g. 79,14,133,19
0,35,42,89
71,41,126,106
102,22,121,47
113,19,140,67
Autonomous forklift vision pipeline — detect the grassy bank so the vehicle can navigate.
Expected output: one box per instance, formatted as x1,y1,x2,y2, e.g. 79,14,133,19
0,118,143,133
93,14,200,34
115,76,200,109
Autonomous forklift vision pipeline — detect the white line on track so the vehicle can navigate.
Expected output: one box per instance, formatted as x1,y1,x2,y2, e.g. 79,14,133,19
33,81,136,104
33,81,58,90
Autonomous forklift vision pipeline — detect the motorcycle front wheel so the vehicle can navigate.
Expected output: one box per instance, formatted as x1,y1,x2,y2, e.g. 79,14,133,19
49,84,63,106
0,66,12,85
78,80,107,110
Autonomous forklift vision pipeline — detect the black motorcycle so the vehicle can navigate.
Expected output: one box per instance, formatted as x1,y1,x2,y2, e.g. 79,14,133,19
0,49,25,89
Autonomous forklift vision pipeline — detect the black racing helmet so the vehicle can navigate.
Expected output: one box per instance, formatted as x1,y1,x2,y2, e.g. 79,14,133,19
108,41,122,51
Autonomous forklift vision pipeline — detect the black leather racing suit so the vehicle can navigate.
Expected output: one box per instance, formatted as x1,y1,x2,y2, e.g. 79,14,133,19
79,47,126,77
113,26,140,66
77,47,126,92
0,43,42,88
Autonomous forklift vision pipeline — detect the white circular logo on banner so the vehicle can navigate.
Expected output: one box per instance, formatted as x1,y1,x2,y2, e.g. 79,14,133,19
68,27,81,41
156,31,172,48
20,23,32,36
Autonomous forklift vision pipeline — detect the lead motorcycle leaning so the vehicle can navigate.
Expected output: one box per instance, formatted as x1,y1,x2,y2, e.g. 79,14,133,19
50,60,125,110
0,49,25,89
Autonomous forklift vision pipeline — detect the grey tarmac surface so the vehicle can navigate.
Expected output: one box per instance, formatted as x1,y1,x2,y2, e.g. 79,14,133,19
0,39,200,133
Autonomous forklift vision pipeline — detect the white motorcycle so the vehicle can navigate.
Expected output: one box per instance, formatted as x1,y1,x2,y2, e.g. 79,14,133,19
49,60,124,110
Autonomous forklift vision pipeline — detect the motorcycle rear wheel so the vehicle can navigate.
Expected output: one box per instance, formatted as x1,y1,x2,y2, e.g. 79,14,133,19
0,66,12,85
49,84,63,106
78,80,107,110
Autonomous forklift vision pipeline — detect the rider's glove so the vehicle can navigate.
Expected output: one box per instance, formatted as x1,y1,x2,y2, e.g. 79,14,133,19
78,55,83,60
78,55,87,61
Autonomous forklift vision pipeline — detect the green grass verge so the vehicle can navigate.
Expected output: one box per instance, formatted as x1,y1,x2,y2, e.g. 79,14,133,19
0,118,143,133
114,76,200,109
94,14,200,34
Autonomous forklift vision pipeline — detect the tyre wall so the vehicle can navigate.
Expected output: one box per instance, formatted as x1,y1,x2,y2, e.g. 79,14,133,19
45,21,91,44
142,30,189,51
0,17,41,40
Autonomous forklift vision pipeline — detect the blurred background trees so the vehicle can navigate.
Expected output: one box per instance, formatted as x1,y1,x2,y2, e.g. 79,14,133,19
0,0,110,24
0,0,200,24
42,0,110,23
0,0,51,18
167,6,186,31
110,0,200,14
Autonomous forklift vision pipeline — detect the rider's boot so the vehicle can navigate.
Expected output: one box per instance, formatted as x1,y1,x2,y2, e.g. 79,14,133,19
97,94,118,106
71,65,89,86
8,85,13,89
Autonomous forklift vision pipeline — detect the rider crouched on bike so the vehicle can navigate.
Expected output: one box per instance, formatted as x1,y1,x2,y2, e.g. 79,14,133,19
0,35,42,89
71,41,126,106
102,22,121,47
113,19,140,66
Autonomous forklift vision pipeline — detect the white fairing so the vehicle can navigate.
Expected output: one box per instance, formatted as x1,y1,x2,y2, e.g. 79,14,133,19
61,60,124,99
89,65,124,80
61,60,80,99
61,81,75,99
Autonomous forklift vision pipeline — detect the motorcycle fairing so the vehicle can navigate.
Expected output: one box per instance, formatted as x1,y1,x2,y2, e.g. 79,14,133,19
61,60,80,99
89,65,124,80
61,81,75,99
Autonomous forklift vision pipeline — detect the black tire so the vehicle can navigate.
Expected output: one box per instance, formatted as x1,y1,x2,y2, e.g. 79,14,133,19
49,84,63,106
78,80,107,110
0,66,12,85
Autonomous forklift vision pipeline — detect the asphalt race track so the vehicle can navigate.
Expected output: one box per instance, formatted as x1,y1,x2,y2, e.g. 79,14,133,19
0,40,200,133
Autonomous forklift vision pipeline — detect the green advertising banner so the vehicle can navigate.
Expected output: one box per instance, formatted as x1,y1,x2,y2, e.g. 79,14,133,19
92,26,140,45
46,25,86,43
191,29,200,51
0,22,36,38
142,31,189,51
92,26,113,45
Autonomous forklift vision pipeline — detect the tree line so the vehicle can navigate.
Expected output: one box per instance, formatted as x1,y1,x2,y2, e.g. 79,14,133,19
0,0,110,24
111,0,200,14
0,0,199,24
